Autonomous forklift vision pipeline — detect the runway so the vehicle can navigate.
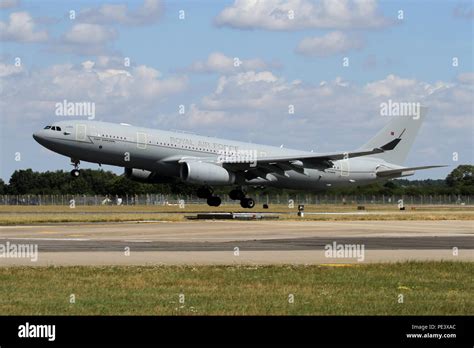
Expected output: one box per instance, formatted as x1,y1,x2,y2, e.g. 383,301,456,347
0,220,472,265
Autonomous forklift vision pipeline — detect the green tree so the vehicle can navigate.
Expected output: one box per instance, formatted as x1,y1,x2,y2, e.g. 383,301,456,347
446,165,474,194
8,169,40,194
109,176,144,196
4,167,471,196
446,165,474,186
381,181,397,195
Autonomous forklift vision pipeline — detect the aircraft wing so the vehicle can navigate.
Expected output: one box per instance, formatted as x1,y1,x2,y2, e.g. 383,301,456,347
375,165,448,177
165,138,399,167
166,137,415,180
220,138,403,179
250,139,399,164
262,138,400,163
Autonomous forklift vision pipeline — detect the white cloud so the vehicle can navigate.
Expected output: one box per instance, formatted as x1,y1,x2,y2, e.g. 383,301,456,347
457,72,474,85
0,61,22,77
453,3,474,19
204,71,281,109
54,23,118,56
63,23,117,45
75,55,132,70
187,52,272,74
364,74,452,98
0,0,20,9
0,59,188,124
295,31,364,57
0,11,48,42
186,104,229,126
158,71,472,173
215,0,392,30
194,71,364,125
78,0,163,26
94,55,121,68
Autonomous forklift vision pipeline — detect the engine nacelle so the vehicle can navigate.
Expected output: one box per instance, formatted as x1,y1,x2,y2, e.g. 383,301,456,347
180,161,235,185
124,168,176,184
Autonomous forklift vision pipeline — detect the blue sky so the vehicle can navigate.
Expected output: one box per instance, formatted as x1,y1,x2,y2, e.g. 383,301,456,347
0,0,473,181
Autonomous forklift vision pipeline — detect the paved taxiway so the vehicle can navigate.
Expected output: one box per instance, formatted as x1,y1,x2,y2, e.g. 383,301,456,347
0,220,472,265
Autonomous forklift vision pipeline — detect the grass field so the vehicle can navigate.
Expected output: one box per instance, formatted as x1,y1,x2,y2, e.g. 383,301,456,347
0,204,472,224
0,262,472,315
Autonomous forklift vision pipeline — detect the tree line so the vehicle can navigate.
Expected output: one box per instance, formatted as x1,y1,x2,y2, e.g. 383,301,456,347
0,165,472,196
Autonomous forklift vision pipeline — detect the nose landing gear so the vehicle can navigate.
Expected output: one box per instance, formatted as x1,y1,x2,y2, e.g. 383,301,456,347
70,160,81,177
70,169,80,177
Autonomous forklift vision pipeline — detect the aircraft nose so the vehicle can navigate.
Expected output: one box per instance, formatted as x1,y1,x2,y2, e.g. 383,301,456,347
32,131,41,142
33,130,46,144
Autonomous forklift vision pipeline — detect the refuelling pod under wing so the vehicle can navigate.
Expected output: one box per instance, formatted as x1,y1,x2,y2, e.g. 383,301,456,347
124,168,177,183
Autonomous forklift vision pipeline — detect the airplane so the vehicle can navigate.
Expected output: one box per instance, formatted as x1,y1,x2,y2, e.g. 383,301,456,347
33,109,445,208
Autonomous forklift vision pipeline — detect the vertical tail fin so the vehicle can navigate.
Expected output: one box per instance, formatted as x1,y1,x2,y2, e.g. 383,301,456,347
359,106,426,165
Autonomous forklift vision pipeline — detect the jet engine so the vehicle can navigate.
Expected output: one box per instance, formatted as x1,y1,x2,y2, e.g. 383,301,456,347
180,161,235,185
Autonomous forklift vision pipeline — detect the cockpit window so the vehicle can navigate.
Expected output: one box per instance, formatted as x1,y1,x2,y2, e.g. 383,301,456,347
51,126,56,131
44,126,51,129
56,126,61,131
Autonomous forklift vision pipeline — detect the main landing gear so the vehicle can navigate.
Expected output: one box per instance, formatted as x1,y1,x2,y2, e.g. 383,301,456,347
197,187,255,208
239,197,255,209
197,187,222,207
70,159,81,178
229,188,255,209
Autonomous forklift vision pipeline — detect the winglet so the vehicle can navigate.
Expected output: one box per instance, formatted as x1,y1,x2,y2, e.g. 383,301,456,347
380,137,402,151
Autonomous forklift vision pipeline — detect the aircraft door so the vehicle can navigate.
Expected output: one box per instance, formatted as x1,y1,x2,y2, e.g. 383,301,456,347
339,152,349,177
75,124,87,141
136,132,147,149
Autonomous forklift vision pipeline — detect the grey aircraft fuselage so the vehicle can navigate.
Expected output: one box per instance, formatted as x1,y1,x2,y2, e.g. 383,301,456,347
33,120,394,191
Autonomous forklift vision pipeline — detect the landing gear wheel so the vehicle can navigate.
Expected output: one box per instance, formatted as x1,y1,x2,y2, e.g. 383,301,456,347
70,159,80,178
240,198,255,209
70,169,80,178
229,189,245,200
246,198,255,209
197,187,213,199
207,196,222,207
